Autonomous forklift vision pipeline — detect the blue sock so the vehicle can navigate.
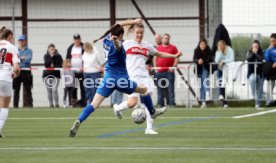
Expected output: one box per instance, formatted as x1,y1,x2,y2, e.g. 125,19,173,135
79,104,94,123
140,94,155,115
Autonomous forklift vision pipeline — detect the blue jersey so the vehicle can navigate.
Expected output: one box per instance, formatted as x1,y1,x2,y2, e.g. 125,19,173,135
103,35,128,74
265,47,276,63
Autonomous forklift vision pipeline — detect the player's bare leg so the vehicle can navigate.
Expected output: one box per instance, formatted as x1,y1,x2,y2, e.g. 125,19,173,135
69,94,105,137
0,96,11,138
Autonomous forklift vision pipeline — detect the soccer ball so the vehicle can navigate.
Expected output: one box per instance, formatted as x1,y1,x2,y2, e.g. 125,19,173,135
131,108,146,124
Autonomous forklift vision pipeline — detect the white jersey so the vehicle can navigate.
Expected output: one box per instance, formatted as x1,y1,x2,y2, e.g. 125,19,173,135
123,40,157,77
0,40,20,83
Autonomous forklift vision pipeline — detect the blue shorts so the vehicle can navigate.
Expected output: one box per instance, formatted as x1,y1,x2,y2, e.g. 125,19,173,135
96,72,137,97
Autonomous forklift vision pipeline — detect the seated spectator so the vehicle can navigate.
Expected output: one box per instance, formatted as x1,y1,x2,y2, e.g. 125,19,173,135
215,40,235,108
42,44,63,108
264,33,276,106
246,40,264,109
82,42,105,104
62,59,75,108
193,39,213,108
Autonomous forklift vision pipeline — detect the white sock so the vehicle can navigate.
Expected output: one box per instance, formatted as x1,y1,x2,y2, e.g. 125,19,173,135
145,107,154,130
0,108,9,130
115,101,129,112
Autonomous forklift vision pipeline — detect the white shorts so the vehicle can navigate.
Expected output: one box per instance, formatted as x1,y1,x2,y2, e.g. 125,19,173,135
128,75,155,97
0,80,12,97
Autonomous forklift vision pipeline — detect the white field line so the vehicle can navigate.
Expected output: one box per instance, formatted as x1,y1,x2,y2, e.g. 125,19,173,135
8,117,231,120
232,109,276,119
0,147,275,151
12,108,257,111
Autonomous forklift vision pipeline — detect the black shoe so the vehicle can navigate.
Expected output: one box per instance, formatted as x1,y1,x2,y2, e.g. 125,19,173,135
266,101,276,107
50,105,54,108
55,105,60,108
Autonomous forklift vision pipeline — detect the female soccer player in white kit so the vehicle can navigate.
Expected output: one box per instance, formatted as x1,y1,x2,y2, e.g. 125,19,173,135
113,23,182,134
0,27,20,138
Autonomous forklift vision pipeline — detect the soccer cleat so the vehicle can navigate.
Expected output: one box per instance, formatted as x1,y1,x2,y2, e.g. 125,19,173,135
151,107,167,119
223,104,228,109
113,104,123,119
69,120,81,137
145,129,158,135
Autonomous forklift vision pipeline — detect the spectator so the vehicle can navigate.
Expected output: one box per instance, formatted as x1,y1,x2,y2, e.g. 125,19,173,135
66,34,85,107
154,34,162,48
193,39,213,108
215,40,234,108
156,33,179,107
13,35,33,108
43,44,63,108
62,59,75,108
82,42,105,104
264,33,276,106
246,40,264,109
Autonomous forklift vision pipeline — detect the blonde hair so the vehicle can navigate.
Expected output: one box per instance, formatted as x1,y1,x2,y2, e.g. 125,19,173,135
217,40,227,54
63,59,71,69
84,42,93,53
125,23,144,38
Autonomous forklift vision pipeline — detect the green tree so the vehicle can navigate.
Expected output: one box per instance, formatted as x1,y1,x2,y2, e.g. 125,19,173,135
231,35,270,61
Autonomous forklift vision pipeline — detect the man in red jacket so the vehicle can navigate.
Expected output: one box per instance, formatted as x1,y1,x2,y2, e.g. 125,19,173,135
155,34,179,107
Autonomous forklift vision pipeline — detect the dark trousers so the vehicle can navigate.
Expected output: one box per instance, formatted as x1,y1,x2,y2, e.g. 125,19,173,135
217,70,228,105
73,72,86,106
156,71,176,106
63,87,75,106
13,70,33,108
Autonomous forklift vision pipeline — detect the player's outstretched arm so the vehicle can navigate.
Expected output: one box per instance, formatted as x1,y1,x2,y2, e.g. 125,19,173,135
118,18,142,27
155,51,182,58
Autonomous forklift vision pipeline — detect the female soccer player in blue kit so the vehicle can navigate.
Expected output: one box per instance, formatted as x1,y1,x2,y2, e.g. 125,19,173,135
69,19,167,137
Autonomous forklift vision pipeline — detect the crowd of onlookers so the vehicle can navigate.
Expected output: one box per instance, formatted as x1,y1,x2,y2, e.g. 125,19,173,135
193,33,276,109
13,32,276,109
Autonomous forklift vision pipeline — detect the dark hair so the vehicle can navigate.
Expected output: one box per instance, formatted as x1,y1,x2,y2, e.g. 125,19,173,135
249,40,263,54
48,43,55,49
196,38,209,52
93,24,124,44
0,26,13,40
270,33,276,39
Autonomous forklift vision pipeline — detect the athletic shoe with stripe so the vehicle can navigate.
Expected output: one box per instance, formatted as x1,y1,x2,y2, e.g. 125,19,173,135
151,107,167,119
69,120,81,137
145,129,158,135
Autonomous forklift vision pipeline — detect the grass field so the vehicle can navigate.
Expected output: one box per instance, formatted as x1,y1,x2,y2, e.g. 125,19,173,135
0,107,276,163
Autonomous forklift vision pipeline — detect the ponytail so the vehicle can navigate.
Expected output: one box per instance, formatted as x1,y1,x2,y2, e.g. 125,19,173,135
0,26,6,39
0,26,13,40
93,24,122,44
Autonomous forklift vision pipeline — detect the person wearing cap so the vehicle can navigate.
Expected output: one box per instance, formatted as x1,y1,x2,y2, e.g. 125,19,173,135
66,34,86,107
13,35,33,108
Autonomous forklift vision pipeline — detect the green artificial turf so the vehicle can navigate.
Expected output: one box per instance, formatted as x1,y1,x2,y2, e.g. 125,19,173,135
0,107,275,163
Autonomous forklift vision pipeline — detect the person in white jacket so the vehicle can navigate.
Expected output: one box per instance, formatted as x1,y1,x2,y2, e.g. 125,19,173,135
215,40,235,108
82,42,105,104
